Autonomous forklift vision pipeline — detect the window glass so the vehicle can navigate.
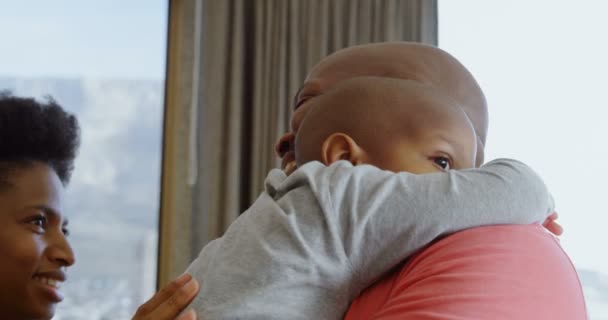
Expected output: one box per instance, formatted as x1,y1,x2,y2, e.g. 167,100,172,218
440,1,608,317
0,1,167,318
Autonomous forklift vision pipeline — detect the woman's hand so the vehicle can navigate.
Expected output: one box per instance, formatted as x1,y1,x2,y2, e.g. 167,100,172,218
132,273,199,320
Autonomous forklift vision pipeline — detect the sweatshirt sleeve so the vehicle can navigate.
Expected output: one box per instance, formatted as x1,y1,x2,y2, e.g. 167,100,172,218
185,158,554,319
303,158,554,296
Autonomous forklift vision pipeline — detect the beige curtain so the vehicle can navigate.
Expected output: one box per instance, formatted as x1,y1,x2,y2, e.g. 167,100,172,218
159,0,437,283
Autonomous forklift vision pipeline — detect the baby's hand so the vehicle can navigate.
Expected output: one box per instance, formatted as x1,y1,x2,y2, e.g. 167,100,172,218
543,212,563,236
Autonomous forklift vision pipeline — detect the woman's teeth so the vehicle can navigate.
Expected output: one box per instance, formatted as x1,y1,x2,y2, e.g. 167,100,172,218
34,276,61,289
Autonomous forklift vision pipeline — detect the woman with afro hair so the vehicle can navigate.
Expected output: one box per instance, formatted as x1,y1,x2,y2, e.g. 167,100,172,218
0,92,198,320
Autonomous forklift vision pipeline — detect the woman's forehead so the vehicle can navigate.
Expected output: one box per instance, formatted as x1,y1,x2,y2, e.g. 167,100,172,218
1,164,64,213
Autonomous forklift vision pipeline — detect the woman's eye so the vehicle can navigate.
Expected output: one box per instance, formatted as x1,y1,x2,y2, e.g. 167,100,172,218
29,215,48,228
62,227,70,236
433,157,452,171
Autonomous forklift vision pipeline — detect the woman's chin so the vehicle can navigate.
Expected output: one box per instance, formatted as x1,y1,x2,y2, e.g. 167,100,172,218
25,300,57,320
22,286,60,319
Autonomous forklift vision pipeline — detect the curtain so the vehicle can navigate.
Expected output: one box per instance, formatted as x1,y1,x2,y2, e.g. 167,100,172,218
160,0,437,283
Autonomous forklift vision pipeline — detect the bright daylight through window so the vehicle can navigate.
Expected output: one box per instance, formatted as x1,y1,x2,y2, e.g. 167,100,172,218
0,1,167,318
440,1,608,318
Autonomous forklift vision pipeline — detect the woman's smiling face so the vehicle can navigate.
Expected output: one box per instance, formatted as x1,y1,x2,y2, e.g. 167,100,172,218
0,162,75,320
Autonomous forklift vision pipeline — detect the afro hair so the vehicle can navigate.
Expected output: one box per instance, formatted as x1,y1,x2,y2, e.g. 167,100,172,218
0,91,80,188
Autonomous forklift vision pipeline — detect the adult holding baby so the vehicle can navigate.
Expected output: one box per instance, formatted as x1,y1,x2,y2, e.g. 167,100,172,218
275,42,586,319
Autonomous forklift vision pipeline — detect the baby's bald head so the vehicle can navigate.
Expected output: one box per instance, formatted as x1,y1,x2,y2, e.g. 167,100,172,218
287,42,487,169
295,77,477,173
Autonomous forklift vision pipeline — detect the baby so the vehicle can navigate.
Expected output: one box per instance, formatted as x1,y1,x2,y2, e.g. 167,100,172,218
186,76,554,319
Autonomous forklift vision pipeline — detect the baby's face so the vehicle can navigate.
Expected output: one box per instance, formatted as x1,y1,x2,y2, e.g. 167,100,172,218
296,77,477,174
353,87,477,174
367,120,477,174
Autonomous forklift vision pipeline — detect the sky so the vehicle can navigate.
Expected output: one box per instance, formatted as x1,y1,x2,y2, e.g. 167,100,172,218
0,1,168,315
0,0,167,79
440,0,608,272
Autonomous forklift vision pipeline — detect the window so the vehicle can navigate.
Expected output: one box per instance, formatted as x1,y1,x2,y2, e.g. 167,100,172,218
0,1,168,318
440,1,608,317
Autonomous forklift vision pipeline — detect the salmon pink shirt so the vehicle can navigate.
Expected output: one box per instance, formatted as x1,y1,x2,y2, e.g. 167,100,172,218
345,225,587,320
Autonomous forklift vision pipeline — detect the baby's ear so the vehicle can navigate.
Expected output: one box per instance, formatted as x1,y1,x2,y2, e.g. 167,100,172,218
321,133,368,166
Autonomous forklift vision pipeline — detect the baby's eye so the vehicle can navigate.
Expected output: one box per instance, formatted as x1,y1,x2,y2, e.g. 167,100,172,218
433,156,452,171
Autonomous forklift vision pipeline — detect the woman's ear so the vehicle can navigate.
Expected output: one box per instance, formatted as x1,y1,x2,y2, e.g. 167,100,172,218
321,133,368,166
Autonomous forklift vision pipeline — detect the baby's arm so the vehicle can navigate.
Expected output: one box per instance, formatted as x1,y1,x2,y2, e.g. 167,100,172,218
186,158,552,319
315,158,554,297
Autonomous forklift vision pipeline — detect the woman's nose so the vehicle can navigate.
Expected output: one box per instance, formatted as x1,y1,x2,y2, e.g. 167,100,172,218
48,234,76,267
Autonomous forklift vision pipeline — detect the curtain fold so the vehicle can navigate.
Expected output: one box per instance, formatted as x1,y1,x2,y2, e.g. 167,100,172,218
162,0,438,278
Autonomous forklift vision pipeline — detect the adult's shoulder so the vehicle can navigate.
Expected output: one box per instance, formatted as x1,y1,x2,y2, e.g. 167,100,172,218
346,225,587,320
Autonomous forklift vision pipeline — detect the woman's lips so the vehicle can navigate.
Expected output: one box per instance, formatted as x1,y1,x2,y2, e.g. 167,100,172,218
33,276,65,303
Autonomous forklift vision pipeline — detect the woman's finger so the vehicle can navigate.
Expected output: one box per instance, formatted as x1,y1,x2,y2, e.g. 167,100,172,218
176,309,197,320
151,277,200,319
133,273,193,318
